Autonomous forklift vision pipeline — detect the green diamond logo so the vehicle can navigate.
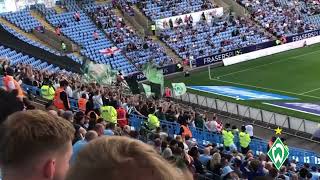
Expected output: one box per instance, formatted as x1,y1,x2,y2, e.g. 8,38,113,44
267,137,289,170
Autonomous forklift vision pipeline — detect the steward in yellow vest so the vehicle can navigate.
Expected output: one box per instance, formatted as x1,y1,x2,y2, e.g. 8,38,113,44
147,108,160,130
40,80,55,101
100,104,117,124
222,123,234,151
239,125,251,154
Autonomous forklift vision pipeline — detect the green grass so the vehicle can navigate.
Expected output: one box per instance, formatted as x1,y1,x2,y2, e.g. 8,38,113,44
169,44,320,123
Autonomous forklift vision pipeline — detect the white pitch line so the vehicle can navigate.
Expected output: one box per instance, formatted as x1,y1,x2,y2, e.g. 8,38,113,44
217,49,320,79
300,87,320,95
211,78,320,100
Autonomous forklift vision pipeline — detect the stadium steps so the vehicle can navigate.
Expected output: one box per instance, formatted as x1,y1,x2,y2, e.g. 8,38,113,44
30,10,55,31
53,6,66,14
114,9,184,66
0,17,58,51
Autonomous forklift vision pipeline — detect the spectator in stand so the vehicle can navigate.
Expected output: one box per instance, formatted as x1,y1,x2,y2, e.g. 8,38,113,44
93,30,99,40
208,152,222,176
221,166,239,180
3,67,24,100
205,113,218,132
53,80,70,110
74,11,80,22
245,124,254,138
94,123,105,136
0,110,75,180
199,147,212,166
311,166,320,180
55,26,61,36
70,130,98,164
239,125,251,154
0,88,24,123
222,123,234,151
117,104,128,128
241,159,265,180
66,136,193,180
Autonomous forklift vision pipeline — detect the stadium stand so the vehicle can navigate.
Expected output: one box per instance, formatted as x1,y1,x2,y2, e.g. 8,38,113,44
0,23,61,56
87,4,175,68
159,16,271,60
237,0,318,36
0,9,41,32
138,0,216,20
32,3,57,16
0,1,320,179
46,11,137,74
0,46,60,72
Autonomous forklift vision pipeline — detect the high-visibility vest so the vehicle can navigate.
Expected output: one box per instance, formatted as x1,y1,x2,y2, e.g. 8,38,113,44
61,43,66,50
165,88,171,97
3,75,24,98
151,25,156,31
100,106,117,124
53,87,69,110
222,130,234,147
78,98,88,112
147,114,160,130
40,85,55,100
239,132,251,148
181,125,192,138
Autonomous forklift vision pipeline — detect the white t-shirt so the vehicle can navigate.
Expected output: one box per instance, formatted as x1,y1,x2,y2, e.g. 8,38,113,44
245,125,254,137
205,120,217,132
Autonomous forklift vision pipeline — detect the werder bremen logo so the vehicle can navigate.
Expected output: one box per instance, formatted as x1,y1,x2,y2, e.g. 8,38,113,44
267,137,289,170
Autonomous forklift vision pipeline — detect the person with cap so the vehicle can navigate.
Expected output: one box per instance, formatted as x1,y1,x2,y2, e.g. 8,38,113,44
147,107,160,130
100,101,117,124
239,125,251,154
53,80,70,110
40,78,55,101
221,166,239,180
3,67,24,99
222,123,234,151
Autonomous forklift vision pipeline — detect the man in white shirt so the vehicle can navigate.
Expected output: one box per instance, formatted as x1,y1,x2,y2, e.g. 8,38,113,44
245,124,254,138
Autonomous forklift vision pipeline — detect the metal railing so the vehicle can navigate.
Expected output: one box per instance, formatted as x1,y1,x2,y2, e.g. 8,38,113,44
172,92,320,136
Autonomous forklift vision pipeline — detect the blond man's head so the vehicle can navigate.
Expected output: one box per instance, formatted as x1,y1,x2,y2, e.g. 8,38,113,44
0,110,75,180
66,136,192,180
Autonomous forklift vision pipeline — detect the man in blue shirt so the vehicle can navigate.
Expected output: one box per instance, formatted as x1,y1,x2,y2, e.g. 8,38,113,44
199,147,212,166
71,130,98,164
311,166,320,180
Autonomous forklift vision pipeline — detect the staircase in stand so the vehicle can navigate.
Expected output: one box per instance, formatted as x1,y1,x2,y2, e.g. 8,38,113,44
0,17,57,50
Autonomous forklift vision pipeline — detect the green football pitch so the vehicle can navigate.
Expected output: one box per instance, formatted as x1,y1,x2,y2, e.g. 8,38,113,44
169,44,320,123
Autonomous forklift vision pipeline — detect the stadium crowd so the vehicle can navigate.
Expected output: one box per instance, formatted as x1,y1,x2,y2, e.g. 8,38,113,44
87,5,175,68
238,0,318,36
1,60,320,180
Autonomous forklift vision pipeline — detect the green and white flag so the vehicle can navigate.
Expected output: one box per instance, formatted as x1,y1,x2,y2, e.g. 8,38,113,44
142,83,152,97
172,83,187,96
142,62,164,85
267,137,289,170
82,62,117,85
